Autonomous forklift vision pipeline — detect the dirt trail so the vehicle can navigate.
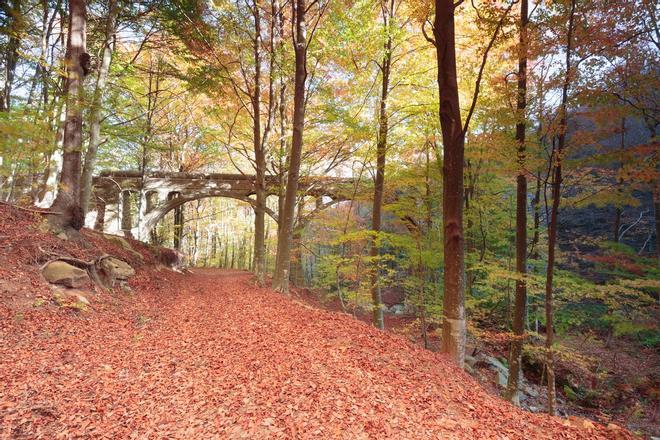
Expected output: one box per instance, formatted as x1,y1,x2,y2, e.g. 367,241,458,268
0,269,628,439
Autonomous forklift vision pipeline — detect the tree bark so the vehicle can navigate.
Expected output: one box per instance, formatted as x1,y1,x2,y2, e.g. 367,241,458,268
369,0,394,330
50,0,88,230
273,0,308,292
505,0,528,405
80,0,117,216
434,0,466,367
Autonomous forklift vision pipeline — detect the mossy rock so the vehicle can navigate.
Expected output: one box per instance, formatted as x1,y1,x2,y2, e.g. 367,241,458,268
104,234,144,262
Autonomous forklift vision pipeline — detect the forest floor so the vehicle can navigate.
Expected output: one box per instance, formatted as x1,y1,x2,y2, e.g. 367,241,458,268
1,263,634,439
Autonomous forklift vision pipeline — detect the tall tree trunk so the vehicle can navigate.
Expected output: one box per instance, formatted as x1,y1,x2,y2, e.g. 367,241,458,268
613,117,626,242
231,239,236,269
273,0,308,292
26,0,49,109
252,0,267,286
169,193,184,251
121,190,132,236
274,0,287,273
369,0,394,330
80,0,117,216
0,0,23,193
94,197,105,231
291,228,304,285
173,204,184,251
211,232,217,265
1,0,22,112
224,236,229,268
529,171,541,259
464,161,476,298
434,0,466,367
545,0,576,416
654,188,660,259
505,0,528,405
50,0,88,230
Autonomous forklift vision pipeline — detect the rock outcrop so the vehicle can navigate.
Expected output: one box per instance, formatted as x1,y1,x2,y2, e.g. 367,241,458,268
98,256,135,290
42,261,90,288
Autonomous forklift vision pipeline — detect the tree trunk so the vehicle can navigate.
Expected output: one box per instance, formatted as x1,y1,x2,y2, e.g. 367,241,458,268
26,0,48,109
211,232,217,265
505,0,528,405
529,171,541,259
291,229,304,285
545,141,561,417
94,197,105,231
252,0,267,286
121,191,132,236
223,237,229,268
273,0,308,292
613,117,626,242
274,0,287,274
434,0,466,367
545,0,576,416
369,0,394,330
50,0,88,230
80,0,117,216
1,0,22,112
169,193,184,251
173,204,184,251
654,188,660,259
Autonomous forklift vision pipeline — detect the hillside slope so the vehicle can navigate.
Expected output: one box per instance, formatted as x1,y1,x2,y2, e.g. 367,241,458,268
0,206,632,439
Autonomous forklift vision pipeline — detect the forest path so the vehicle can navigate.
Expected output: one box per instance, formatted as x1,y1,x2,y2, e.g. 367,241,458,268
1,269,623,439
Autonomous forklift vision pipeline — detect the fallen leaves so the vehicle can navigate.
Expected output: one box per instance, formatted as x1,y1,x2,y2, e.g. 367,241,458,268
0,252,635,439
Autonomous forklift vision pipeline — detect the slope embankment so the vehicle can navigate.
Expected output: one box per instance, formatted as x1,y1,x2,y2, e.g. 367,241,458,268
0,205,632,439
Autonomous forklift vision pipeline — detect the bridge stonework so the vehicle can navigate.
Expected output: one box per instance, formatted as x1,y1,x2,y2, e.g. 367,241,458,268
91,171,352,240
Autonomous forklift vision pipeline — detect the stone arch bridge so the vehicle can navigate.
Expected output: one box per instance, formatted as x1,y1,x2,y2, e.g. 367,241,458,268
92,171,354,240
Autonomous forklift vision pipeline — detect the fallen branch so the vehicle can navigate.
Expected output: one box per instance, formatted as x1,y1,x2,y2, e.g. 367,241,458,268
618,210,648,241
0,200,61,215
38,246,113,288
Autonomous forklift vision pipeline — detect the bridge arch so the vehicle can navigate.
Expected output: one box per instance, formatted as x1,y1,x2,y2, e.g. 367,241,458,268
139,191,281,241
91,171,353,241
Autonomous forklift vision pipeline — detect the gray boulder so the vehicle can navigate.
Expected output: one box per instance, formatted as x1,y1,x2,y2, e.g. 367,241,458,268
99,257,135,280
464,355,478,368
42,261,89,288
98,256,135,289
484,356,509,387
